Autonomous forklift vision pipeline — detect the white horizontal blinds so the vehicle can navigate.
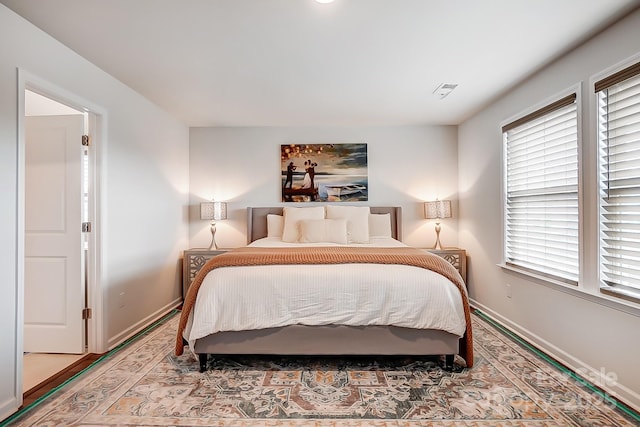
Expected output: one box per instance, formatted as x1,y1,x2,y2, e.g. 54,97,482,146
503,94,579,284
596,62,640,292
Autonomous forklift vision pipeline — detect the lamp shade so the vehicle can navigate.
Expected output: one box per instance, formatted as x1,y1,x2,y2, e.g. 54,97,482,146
200,202,214,220
213,201,227,220
200,201,227,221
424,200,452,219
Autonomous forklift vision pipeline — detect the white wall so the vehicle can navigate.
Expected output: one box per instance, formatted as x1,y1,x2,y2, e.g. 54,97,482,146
189,125,458,249
458,9,640,409
0,5,189,419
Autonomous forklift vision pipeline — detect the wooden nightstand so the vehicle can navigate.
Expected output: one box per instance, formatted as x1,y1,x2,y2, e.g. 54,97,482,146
182,248,228,299
424,248,467,284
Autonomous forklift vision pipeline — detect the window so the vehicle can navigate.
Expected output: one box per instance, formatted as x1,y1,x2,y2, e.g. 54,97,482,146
596,61,640,296
503,93,579,284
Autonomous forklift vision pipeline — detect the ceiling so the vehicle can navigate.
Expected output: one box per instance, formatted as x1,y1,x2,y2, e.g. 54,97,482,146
2,0,638,127
25,90,84,116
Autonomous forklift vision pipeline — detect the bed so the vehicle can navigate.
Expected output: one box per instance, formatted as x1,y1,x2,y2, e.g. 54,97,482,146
176,206,473,372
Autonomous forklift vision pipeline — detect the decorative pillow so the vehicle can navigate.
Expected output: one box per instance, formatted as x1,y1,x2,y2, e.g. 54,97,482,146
325,205,370,243
281,206,325,242
266,214,284,238
369,213,392,238
299,219,348,244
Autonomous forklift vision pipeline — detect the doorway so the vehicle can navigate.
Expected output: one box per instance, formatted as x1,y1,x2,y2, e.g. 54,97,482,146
23,89,92,392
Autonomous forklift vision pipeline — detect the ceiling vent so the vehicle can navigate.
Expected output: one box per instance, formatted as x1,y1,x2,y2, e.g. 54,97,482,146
433,83,458,99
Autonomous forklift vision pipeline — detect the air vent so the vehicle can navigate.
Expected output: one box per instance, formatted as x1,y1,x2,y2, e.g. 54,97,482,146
433,83,458,99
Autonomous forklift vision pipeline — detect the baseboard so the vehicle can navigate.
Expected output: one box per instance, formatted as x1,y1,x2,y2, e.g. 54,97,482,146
470,299,640,413
107,298,181,350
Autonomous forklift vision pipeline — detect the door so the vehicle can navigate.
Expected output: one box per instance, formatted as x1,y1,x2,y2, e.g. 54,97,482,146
24,115,84,354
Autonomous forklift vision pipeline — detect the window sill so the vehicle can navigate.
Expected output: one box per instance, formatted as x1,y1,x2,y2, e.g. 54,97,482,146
601,285,640,305
498,263,577,288
497,263,640,318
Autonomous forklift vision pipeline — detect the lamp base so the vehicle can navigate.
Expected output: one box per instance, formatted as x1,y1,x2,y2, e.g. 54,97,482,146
208,222,218,250
431,222,444,250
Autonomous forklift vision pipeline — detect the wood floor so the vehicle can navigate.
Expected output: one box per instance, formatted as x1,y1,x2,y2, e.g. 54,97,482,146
22,353,100,408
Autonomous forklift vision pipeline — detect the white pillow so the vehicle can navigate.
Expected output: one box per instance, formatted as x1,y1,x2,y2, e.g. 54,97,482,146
369,213,392,238
281,206,325,242
299,219,348,244
325,205,370,243
266,214,284,238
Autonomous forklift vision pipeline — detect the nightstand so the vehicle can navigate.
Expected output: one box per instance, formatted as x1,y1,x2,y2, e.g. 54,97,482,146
182,248,228,299
424,248,467,284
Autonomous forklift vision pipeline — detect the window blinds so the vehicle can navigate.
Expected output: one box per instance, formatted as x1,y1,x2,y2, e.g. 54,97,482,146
503,94,579,284
597,64,640,292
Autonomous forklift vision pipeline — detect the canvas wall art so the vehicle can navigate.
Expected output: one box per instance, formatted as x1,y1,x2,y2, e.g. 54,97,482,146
281,143,368,202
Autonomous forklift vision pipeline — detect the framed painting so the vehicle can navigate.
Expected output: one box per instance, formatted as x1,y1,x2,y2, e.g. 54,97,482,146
281,143,368,202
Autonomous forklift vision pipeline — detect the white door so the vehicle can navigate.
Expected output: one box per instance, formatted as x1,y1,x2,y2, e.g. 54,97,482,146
24,115,84,354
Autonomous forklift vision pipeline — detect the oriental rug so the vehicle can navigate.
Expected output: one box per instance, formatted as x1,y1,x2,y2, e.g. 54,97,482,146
4,311,639,426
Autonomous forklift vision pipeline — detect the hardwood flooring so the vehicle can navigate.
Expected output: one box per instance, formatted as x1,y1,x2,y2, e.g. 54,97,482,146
22,353,101,408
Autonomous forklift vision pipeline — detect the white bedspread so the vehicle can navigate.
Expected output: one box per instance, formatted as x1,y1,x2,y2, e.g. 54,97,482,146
185,238,466,350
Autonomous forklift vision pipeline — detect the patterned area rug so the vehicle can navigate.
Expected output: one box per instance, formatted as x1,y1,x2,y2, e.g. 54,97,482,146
5,312,639,426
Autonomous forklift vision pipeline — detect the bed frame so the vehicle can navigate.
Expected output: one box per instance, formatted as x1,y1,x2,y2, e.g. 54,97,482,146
192,206,461,372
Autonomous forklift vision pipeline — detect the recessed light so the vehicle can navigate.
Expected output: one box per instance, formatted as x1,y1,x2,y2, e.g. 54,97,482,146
315,0,335,3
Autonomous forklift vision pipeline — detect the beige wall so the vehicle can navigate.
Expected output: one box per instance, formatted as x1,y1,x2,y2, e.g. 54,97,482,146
0,5,189,418
189,125,458,249
458,8,640,409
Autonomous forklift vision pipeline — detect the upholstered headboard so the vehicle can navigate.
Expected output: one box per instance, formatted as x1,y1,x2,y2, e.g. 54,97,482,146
247,206,402,243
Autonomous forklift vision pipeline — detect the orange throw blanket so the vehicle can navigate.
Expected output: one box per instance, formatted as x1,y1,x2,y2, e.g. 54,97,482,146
176,246,473,367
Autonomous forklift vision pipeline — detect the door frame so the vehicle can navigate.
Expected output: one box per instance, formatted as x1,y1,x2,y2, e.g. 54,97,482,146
16,69,106,398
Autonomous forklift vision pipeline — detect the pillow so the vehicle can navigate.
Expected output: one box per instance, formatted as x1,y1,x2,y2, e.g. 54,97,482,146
266,214,284,238
281,206,325,242
325,205,370,243
369,213,392,238
299,219,348,244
